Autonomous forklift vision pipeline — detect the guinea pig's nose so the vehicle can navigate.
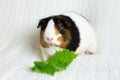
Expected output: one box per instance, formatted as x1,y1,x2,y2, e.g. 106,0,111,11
47,37,53,41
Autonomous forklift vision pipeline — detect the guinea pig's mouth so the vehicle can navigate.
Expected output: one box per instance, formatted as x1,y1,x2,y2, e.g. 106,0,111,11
48,43,59,47
45,39,59,47
49,43,52,46
47,42,53,46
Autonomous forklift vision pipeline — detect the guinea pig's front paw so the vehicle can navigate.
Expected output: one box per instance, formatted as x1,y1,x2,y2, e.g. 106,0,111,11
42,55,49,62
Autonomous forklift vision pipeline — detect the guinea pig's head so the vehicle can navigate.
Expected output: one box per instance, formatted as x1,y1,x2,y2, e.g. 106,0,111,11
37,15,72,48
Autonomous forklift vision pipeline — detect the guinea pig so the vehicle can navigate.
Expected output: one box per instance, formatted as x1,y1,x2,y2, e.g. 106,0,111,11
37,12,97,61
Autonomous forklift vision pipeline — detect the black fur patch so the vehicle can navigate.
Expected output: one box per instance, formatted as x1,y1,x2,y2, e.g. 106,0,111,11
52,15,80,51
37,17,52,31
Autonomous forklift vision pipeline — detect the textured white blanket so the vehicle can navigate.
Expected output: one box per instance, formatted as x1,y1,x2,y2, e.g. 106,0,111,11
0,0,120,80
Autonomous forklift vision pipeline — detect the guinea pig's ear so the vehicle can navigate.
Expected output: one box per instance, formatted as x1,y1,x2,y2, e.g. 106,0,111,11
37,17,52,30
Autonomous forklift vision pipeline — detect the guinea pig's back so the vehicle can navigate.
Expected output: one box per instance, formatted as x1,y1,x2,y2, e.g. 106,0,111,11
63,12,97,54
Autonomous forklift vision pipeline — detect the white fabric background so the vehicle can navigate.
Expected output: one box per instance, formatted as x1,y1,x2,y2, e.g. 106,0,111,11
0,0,120,80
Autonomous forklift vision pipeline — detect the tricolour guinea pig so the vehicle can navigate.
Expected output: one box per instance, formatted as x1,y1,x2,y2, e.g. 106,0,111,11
37,12,97,61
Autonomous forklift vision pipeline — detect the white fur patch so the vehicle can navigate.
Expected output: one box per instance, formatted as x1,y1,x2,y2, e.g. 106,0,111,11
44,19,62,46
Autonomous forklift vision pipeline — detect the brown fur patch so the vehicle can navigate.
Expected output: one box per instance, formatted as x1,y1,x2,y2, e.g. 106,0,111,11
40,31,49,48
57,27,71,48
57,37,64,42
54,25,60,35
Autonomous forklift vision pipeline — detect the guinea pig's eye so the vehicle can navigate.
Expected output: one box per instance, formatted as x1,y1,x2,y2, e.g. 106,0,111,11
61,31,66,40
57,25,61,31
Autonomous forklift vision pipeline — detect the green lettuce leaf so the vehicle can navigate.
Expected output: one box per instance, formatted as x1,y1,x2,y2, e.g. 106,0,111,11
31,49,78,76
